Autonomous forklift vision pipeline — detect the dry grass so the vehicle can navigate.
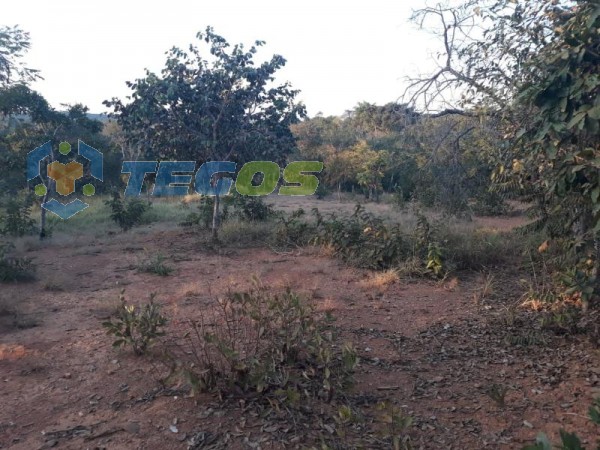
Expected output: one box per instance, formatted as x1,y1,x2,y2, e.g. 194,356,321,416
359,269,400,289
218,220,276,247
472,272,496,305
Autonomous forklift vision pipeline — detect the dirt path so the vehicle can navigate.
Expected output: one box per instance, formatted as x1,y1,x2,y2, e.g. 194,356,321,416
0,228,598,449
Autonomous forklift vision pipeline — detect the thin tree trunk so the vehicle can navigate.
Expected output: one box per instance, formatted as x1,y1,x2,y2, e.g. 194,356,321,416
39,148,55,240
39,196,47,240
211,193,220,241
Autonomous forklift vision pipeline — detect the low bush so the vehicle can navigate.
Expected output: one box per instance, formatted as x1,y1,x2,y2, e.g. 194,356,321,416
161,279,358,401
275,208,315,247
312,204,411,270
228,192,276,222
136,252,173,276
0,194,36,237
105,191,150,231
179,196,215,228
0,241,35,282
102,291,167,356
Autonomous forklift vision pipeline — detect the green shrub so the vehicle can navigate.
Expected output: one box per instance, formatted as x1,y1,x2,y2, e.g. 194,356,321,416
180,194,274,233
179,196,215,228
440,228,513,271
471,189,510,216
0,241,35,282
102,291,167,355
315,183,330,200
105,191,150,231
275,208,315,247
162,279,358,400
0,195,36,237
224,191,275,222
313,204,410,270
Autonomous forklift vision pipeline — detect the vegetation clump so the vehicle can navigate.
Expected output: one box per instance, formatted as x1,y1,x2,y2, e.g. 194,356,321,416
105,191,150,231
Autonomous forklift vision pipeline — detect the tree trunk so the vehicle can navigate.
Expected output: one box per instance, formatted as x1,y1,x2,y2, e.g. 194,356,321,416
39,148,55,240
39,197,47,240
591,232,600,311
211,193,220,241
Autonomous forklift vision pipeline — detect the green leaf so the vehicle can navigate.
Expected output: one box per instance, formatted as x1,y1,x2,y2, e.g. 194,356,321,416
588,105,600,120
521,433,552,450
592,187,600,204
558,430,583,450
567,111,587,129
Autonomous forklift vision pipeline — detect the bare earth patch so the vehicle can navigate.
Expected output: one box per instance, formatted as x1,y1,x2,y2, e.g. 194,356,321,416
0,224,598,449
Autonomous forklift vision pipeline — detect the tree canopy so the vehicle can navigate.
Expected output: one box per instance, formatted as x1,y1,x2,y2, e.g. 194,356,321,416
104,27,305,166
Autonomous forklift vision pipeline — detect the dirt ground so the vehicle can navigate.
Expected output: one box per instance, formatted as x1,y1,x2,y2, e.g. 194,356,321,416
0,204,599,449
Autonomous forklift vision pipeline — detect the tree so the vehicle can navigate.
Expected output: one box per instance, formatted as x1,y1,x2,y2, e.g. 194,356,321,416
408,0,600,305
0,92,122,238
350,102,419,138
105,27,306,240
0,25,41,87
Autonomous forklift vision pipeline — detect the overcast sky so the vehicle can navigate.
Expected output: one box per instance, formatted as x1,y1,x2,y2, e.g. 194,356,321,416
3,0,441,117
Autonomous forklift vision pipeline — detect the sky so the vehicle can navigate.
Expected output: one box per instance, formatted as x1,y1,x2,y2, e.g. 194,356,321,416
3,0,441,117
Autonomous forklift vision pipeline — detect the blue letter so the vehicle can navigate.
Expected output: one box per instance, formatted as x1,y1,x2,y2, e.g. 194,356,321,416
122,161,158,196
153,161,196,197
195,161,236,196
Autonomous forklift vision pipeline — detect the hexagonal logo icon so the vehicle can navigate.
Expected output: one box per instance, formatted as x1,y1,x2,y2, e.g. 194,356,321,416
27,140,103,219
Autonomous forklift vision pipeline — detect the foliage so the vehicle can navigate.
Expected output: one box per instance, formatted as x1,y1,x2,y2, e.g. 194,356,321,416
315,182,330,200
276,208,315,247
376,401,414,450
162,279,358,401
179,196,215,229
0,193,35,237
292,101,504,216
104,27,305,238
0,25,41,87
228,192,275,222
408,0,600,306
105,191,149,231
472,188,511,216
521,398,600,450
426,242,444,277
0,241,35,282
510,0,600,308
312,204,410,270
102,291,167,356
274,204,514,275
181,193,274,230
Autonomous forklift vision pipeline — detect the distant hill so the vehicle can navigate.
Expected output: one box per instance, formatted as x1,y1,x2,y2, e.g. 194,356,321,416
87,113,110,123
4,112,110,124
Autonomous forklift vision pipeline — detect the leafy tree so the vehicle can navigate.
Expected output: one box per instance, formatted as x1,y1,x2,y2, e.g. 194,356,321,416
0,25,41,87
350,102,419,138
351,141,389,202
0,93,122,237
291,115,358,157
408,0,600,305
105,27,305,239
